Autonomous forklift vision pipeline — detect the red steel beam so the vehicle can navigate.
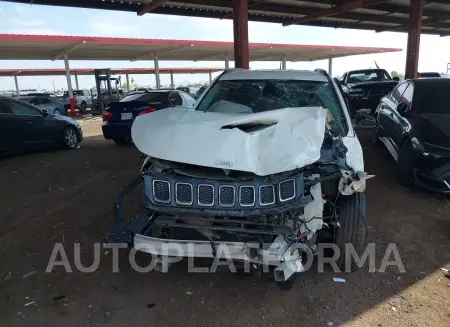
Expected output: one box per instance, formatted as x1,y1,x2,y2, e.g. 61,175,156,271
405,0,423,79
232,0,249,69
137,0,169,16
282,0,387,26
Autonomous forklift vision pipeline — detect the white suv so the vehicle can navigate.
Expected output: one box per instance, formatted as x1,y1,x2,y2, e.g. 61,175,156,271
63,89,92,113
107,69,370,286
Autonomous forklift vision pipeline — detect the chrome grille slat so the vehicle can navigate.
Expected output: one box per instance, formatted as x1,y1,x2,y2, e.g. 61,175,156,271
153,180,171,203
219,185,235,207
259,185,275,206
198,184,214,206
239,186,255,207
175,182,193,205
279,179,295,202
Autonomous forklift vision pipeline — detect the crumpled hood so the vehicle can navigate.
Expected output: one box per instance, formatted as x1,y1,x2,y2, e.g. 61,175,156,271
131,107,328,176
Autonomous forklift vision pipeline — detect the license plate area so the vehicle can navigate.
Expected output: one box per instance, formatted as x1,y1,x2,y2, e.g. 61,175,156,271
121,112,133,120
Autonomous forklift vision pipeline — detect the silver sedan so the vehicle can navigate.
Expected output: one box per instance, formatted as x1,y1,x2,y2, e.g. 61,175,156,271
18,95,66,115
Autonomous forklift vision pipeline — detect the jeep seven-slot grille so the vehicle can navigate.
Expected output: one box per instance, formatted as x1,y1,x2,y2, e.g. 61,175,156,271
259,185,275,205
219,185,235,206
153,180,170,203
279,179,295,202
239,186,255,206
150,178,297,207
175,182,193,205
198,184,214,206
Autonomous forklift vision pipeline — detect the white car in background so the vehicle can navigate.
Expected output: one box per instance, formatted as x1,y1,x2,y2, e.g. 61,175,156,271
62,89,93,113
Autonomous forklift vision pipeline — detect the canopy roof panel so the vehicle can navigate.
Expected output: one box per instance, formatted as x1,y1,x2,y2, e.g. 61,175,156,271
0,34,401,62
0,67,223,77
1,0,450,36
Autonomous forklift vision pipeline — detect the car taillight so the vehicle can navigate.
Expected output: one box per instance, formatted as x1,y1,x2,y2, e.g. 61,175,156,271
102,111,113,121
138,107,156,115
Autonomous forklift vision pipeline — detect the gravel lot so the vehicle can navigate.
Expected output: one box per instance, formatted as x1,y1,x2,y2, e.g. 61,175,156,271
0,118,449,327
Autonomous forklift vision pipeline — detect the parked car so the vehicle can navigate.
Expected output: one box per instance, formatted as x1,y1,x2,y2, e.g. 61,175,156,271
417,72,441,78
18,95,66,115
373,78,450,193
62,89,93,113
102,89,196,145
105,69,371,285
339,69,399,118
0,97,83,155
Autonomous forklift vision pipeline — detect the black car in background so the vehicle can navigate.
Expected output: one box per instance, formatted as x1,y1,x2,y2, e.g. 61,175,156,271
418,72,441,78
373,78,450,193
102,89,196,145
0,97,83,155
339,69,399,118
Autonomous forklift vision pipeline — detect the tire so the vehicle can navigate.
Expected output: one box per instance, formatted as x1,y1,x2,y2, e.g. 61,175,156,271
63,127,79,149
53,109,61,116
334,192,368,272
80,101,87,114
396,140,416,186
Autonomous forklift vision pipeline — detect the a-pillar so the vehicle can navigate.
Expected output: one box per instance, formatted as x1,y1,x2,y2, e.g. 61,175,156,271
209,71,212,83
328,58,333,77
232,0,249,69
75,74,79,90
281,54,286,70
63,54,75,116
225,53,230,69
154,54,161,89
126,73,130,92
13,75,19,96
405,0,423,79
170,71,174,88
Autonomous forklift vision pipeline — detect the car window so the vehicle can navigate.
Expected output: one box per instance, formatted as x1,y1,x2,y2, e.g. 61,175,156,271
9,100,43,116
40,97,52,104
29,97,40,105
84,90,90,96
391,82,409,103
168,92,183,106
180,92,196,106
400,84,414,105
414,81,450,114
0,99,13,114
196,79,348,135
347,70,391,83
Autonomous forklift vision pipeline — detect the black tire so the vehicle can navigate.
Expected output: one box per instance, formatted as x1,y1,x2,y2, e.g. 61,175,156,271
63,127,79,149
80,101,87,114
334,192,368,272
53,109,61,116
397,140,416,186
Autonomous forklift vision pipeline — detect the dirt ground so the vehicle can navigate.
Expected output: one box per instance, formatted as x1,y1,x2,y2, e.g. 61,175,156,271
0,118,449,327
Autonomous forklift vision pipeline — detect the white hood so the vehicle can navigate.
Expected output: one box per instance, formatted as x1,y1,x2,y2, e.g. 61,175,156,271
131,107,328,176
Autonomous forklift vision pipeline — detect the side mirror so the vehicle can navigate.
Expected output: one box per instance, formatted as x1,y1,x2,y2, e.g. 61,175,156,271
41,109,49,117
397,102,408,116
393,77,400,82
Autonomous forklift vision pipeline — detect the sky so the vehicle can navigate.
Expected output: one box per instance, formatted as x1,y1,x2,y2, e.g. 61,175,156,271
0,2,449,91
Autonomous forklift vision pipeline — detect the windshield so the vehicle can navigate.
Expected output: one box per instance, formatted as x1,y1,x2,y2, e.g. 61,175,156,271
195,79,347,134
347,70,391,83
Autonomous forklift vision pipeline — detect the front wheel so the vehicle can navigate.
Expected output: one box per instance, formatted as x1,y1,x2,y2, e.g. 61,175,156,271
53,109,61,115
80,101,87,114
334,192,368,272
63,127,79,149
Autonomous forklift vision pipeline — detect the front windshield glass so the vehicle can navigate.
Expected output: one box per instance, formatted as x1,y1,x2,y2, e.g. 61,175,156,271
347,70,391,83
195,79,348,135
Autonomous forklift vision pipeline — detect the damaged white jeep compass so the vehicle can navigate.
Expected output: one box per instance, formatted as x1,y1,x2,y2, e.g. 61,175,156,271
106,69,371,284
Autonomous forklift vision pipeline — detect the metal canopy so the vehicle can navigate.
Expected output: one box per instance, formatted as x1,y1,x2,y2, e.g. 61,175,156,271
0,34,401,62
0,67,223,77
2,0,450,36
